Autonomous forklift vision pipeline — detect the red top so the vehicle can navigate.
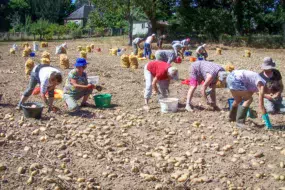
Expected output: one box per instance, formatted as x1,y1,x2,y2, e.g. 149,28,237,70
147,61,170,80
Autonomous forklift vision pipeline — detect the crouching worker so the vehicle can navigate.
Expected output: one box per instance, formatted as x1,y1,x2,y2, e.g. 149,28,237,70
17,64,62,112
196,44,208,60
259,57,284,114
144,60,179,110
227,70,272,128
155,50,180,64
185,61,225,112
63,58,102,111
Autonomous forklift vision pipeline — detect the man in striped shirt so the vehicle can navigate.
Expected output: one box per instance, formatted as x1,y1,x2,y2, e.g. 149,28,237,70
185,60,225,111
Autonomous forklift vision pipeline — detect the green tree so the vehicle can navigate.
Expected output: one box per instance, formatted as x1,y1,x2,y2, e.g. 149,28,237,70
30,18,50,40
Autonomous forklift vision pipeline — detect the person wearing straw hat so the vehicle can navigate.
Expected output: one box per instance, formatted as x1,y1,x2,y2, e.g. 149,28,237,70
185,60,225,112
196,44,208,60
63,58,102,111
144,60,179,110
144,34,156,59
132,37,144,55
155,50,179,64
259,57,284,113
16,64,62,112
227,69,272,128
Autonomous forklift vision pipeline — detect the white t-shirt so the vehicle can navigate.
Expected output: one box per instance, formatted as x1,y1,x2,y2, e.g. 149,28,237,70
196,46,206,54
32,66,61,94
145,36,153,44
133,38,142,44
232,70,266,92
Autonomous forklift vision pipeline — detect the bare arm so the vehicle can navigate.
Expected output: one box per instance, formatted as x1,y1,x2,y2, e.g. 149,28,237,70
257,83,266,114
152,77,159,93
70,79,91,89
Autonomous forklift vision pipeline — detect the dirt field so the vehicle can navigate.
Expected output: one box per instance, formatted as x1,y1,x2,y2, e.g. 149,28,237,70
0,37,285,190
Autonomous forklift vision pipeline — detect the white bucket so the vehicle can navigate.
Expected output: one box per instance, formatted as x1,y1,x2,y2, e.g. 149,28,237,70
88,76,99,85
159,98,179,113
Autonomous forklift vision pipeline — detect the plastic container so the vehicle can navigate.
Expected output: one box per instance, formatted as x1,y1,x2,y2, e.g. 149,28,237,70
159,98,179,113
30,52,35,57
198,57,204,61
33,42,39,52
93,94,112,108
189,57,197,62
22,102,44,119
88,76,99,85
184,51,192,56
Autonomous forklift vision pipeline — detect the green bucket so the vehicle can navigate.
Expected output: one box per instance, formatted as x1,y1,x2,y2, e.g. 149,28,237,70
93,94,112,108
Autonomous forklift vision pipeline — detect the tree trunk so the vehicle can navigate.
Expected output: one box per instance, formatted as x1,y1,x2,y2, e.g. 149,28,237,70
150,18,157,34
232,0,243,36
127,0,133,46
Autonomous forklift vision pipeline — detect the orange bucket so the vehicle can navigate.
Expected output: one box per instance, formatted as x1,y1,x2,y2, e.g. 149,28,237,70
189,56,197,62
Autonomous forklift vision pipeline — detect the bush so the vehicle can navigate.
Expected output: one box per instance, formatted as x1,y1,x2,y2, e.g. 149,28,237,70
71,28,82,39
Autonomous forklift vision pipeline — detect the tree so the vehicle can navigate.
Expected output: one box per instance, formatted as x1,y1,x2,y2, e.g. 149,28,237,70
30,19,50,40
75,0,91,8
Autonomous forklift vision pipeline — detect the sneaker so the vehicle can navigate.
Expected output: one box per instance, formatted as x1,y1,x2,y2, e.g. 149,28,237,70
185,105,194,112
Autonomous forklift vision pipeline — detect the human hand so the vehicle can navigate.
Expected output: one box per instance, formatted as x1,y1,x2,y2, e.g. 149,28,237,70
87,84,95,89
95,85,103,91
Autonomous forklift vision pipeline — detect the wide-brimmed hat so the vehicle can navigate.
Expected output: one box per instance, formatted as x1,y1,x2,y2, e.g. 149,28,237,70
74,58,88,67
261,57,275,70
167,67,179,80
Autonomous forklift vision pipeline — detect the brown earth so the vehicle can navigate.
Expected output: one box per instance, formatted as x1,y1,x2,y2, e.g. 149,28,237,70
0,37,285,190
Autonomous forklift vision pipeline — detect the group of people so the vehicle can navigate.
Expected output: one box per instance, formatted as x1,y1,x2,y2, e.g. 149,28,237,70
17,58,102,112
144,56,283,129
132,35,209,62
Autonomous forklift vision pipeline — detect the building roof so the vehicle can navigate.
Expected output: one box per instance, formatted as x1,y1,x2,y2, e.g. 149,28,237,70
65,5,94,20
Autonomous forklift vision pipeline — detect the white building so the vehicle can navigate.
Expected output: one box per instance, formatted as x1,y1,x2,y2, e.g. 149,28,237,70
132,20,169,36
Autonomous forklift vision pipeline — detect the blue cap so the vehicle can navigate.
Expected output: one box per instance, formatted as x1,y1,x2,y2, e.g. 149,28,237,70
74,58,88,67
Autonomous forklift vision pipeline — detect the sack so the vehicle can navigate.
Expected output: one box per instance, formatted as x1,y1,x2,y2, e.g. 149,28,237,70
42,51,50,59
62,42,67,49
22,42,29,48
55,46,66,55
225,64,235,72
80,51,87,59
91,44,95,49
120,54,130,68
59,54,69,69
41,42,48,48
22,47,32,57
10,48,15,54
150,54,155,60
86,46,91,53
77,46,82,52
25,58,34,75
111,48,118,56
129,55,138,69
41,58,50,65
138,49,143,58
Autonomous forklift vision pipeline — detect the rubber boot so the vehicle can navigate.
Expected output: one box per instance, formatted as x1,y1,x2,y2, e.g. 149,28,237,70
236,105,249,127
229,106,238,122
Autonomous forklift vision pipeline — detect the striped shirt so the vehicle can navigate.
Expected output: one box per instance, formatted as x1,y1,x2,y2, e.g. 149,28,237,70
155,50,176,64
132,38,143,45
189,61,225,84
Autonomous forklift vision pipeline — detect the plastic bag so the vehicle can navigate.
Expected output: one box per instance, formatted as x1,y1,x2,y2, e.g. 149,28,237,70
120,54,130,68
42,51,50,59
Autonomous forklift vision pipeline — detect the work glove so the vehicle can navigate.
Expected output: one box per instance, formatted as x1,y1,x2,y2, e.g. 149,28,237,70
262,113,272,129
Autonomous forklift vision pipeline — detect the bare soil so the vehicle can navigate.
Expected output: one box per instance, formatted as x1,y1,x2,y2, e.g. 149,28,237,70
0,38,285,190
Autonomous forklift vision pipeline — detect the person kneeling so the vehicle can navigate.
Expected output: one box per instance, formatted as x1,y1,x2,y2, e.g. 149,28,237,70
63,58,101,111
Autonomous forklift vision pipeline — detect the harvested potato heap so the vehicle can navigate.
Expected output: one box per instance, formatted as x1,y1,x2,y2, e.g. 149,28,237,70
25,58,34,75
216,48,222,55
91,44,95,49
9,48,15,54
110,48,118,56
22,47,32,57
41,42,48,48
245,50,251,57
41,51,50,60
86,46,91,53
150,54,155,60
225,63,235,72
77,46,82,52
129,54,138,69
41,58,50,65
121,54,130,68
59,54,69,69
80,51,87,59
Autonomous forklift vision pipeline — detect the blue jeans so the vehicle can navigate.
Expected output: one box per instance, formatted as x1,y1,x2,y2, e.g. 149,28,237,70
63,89,93,111
144,43,151,59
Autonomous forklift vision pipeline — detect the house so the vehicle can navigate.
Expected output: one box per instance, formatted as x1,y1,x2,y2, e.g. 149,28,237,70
132,20,169,36
64,5,94,27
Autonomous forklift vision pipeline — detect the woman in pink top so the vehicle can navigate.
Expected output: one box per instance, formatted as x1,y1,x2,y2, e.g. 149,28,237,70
226,70,272,128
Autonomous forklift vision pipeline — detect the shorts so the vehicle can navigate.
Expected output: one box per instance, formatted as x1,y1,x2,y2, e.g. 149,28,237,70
226,72,247,91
